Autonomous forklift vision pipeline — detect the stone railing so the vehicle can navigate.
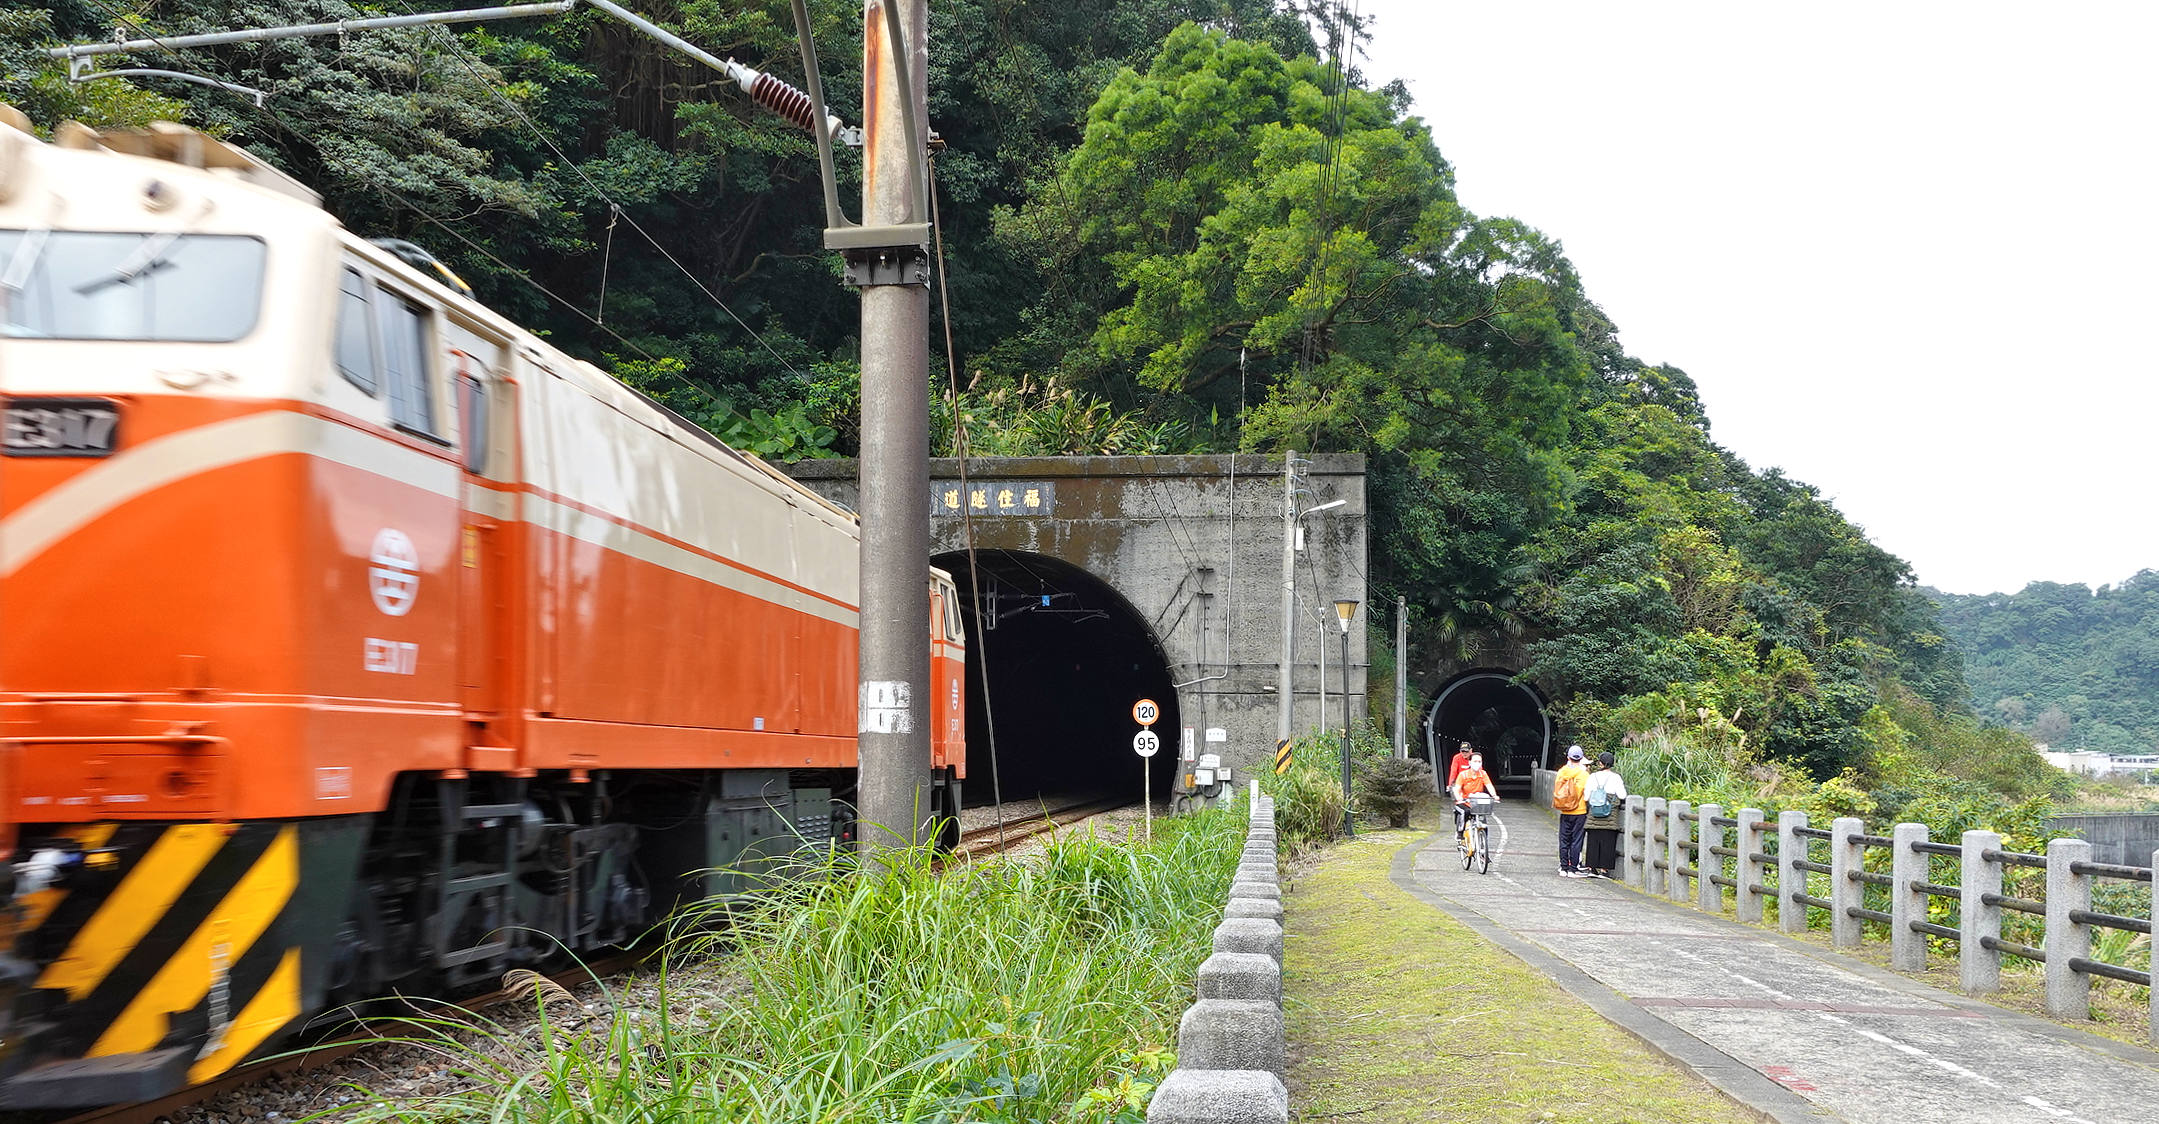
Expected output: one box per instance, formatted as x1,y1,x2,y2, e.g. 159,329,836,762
1622,795,2158,1043
1146,795,1288,1124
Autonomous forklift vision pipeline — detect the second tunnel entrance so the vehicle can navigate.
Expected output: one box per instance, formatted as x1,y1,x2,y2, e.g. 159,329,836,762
934,549,1181,808
1423,668,1554,785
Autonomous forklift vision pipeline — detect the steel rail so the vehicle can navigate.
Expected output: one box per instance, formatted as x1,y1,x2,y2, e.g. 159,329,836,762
1981,847,2048,870
1911,878,1962,900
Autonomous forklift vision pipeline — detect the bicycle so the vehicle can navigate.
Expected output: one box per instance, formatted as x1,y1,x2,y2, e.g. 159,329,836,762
1457,793,1500,874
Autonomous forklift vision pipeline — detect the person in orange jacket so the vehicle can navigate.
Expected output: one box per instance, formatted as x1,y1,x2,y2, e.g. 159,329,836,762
1451,750,1500,842
1553,744,1592,876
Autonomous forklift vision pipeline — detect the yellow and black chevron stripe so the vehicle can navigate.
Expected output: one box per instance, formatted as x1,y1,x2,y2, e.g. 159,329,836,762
3,818,367,1108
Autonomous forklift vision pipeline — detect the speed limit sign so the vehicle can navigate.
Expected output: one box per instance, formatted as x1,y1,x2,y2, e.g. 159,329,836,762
1132,729,1162,757
1132,698,1160,726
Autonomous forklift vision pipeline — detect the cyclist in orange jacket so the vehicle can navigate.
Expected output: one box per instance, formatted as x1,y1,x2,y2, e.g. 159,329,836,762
1451,751,1500,840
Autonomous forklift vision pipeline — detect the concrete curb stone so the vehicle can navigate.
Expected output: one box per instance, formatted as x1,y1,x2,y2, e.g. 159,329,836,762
1145,1071,1287,1124
1197,951,1282,1003
1176,998,1285,1076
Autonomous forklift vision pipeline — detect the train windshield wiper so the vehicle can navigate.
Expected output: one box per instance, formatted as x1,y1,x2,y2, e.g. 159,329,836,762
0,226,50,297
72,232,181,296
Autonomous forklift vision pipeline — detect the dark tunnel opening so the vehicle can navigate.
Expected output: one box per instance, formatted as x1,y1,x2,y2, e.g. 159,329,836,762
1421,669,1554,788
934,549,1182,808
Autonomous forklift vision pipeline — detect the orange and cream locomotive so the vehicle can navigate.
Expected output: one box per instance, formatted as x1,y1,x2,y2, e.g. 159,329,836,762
0,110,965,1108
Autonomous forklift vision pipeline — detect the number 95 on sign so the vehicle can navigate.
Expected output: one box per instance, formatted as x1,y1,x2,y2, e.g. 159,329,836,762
1132,729,1162,758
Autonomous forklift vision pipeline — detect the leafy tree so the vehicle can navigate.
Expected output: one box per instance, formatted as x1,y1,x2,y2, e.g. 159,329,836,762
1,3,189,130
1934,571,2159,754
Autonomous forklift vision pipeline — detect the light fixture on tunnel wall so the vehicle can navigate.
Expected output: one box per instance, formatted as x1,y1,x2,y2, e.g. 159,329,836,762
1333,598,1358,838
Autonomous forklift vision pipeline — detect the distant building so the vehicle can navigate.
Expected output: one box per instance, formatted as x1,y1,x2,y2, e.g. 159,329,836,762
2043,748,2159,781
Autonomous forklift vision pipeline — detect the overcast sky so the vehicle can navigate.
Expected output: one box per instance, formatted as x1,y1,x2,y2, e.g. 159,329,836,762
1355,1,2158,596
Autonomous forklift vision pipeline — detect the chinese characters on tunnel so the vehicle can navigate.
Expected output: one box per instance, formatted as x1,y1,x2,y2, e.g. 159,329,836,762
931,481,1056,516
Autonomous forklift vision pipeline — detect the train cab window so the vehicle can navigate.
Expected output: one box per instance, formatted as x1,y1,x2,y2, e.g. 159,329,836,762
334,269,377,394
378,294,439,436
0,230,265,341
940,584,963,642
457,369,488,471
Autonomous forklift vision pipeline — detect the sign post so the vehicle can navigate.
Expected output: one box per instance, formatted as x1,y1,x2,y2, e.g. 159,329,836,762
1133,699,1160,841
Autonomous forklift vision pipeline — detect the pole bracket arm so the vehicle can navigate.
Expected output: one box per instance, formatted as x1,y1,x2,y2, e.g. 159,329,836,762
830,223,929,287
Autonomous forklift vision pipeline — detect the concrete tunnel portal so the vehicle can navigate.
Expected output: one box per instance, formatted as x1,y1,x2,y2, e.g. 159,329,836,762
934,550,1182,807
1423,669,1555,787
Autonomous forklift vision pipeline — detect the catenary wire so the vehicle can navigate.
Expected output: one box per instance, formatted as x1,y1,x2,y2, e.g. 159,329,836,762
395,2,808,379
928,154,1008,846
73,0,749,421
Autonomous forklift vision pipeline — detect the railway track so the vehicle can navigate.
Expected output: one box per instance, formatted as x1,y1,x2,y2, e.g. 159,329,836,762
948,796,1136,858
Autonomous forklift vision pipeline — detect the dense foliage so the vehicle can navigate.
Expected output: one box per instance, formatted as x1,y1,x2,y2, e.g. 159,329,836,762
1931,572,2159,755
6,1,2063,813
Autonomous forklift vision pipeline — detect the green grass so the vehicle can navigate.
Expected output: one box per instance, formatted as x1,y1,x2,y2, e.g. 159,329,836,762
1281,813,1766,1124
332,807,1244,1123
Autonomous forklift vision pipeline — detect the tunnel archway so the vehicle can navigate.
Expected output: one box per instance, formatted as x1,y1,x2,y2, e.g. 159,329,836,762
1422,668,1554,785
934,549,1182,808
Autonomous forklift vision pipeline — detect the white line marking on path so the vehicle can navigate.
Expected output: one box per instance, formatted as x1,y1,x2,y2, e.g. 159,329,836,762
1470,867,2080,1118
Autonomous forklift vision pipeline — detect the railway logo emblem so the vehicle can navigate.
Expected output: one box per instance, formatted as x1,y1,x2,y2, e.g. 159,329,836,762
369,529,420,616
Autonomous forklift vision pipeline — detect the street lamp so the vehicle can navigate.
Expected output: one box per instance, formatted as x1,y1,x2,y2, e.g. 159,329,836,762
1333,597,1358,837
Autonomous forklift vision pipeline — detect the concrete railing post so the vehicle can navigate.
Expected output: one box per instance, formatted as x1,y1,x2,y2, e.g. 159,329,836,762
1696,803,1724,913
1667,800,1692,904
2043,838,2093,1020
1623,795,1645,886
1149,797,1288,1124
1829,816,1865,949
1736,808,1766,924
1777,810,1809,934
1645,798,1668,895
1889,822,1929,972
1147,1072,1288,1124
2149,848,2158,1046
1959,829,2002,995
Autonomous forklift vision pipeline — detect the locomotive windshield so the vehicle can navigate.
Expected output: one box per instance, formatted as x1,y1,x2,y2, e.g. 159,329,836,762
0,230,266,342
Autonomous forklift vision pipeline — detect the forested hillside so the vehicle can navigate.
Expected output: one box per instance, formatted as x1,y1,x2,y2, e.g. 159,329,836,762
1930,574,2159,755
5,0,2058,818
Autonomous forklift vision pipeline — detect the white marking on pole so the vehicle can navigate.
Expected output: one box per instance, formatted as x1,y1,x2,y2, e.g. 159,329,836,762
860,680,912,733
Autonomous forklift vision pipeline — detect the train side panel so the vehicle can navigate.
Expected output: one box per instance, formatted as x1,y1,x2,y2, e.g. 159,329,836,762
516,359,863,767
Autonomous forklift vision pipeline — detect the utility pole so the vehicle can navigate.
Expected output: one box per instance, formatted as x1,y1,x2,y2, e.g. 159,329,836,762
851,0,932,854
1394,596,1408,759
1276,450,1298,748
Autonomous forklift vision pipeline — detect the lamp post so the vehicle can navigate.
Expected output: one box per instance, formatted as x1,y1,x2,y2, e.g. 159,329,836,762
1333,597,1358,837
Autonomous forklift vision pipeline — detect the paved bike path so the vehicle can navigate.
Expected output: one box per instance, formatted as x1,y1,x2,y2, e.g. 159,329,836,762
1391,811,2159,1124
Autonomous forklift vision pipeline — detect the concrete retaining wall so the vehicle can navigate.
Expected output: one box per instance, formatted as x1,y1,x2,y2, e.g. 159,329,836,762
1147,796,1289,1124
2049,812,2159,866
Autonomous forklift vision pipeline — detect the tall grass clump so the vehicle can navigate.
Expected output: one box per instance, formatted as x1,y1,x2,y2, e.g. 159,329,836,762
334,805,1244,1124
1262,730,1350,848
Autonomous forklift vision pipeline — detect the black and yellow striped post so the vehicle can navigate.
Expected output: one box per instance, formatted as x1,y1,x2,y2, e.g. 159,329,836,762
1273,738,1293,776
